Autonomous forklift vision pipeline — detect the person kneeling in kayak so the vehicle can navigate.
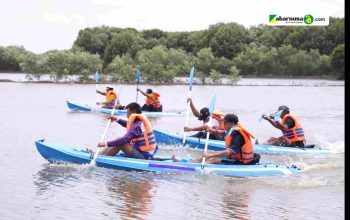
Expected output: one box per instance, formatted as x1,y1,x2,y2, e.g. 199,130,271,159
96,86,125,110
88,102,158,159
173,114,260,165
137,88,163,112
184,98,226,140
259,105,306,147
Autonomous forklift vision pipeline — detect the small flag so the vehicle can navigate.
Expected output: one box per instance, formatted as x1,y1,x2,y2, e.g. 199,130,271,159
136,68,141,82
189,66,195,89
95,70,99,83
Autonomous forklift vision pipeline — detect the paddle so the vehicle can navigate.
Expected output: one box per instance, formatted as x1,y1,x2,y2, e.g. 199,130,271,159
182,66,195,147
90,90,122,165
136,68,141,103
201,94,217,169
274,110,283,122
95,70,99,104
259,111,278,122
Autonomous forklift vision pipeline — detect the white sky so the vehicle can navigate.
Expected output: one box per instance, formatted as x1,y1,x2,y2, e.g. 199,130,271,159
1,0,344,53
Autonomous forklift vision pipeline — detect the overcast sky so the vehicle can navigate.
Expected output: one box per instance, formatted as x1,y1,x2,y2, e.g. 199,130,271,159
1,0,344,53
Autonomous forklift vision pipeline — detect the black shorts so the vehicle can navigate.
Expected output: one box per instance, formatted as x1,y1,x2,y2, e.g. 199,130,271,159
130,147,152,160
221,153,260,165
191,131,224,141
290,141,305,148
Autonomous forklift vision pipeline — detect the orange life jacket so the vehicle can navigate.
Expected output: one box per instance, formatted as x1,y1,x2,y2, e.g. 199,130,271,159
281,114,305,143
106,90,117,103
126,114,157,152
225,123,254,164
145,92,161,109
104,91,118,108
212,111,226,130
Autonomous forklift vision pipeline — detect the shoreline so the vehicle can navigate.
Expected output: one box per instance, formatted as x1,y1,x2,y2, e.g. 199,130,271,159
0,73,344,86
0,79,344,87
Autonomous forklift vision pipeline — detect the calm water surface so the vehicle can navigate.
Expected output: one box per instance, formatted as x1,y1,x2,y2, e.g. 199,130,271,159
0,80,344,219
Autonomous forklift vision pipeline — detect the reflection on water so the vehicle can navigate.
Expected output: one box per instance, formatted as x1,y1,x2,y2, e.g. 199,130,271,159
34,164,82,194
221,179,251,220
33,163,155,219
107,174,154,220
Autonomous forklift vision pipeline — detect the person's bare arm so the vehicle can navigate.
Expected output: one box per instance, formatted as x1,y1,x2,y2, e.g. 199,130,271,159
137,88,148,97
184,124,207,132
188,98,200,117
204,149,231,159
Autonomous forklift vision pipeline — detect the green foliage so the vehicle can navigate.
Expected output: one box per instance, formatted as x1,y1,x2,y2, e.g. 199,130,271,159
73,26,120,56
103,31,146,66
233,44,335,77
105,54,136,82
1,17,344,82
251,18,344,55
317,55,332,75
228,66,240,78
209,69,222,83
233,45,265,75
136,46,177,83
166,48,195,76
330,44,344,79
0,46,29,72
209,22,250,59
20,50,102,81
196,48,215,75
20,53,46,79
214,56,234,75
142,29,165,39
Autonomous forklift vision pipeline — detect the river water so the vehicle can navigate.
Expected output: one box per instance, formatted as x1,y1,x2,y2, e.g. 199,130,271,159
0,79,344,219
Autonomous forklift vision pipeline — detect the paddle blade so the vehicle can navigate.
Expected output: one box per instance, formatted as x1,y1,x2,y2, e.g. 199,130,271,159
95,70,99,83
208,94,217,114
189,66,195,90
274,110,283,122
136,68,141,82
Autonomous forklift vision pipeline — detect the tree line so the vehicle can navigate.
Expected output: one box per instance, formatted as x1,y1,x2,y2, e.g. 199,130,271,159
0,17,344,82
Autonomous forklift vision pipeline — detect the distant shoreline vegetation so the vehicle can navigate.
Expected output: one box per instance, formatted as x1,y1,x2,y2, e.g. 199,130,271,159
0,17,344,82
0,73,343,87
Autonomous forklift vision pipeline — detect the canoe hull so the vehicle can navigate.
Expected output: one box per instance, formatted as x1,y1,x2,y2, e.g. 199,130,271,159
66,100,183,116
153,129,331,155
66,101,92,112
35,140,298,176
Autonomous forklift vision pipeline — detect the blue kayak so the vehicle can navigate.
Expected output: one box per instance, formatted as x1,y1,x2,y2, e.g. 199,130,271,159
66,100,184,116
35,140,299,176
154,128,332,155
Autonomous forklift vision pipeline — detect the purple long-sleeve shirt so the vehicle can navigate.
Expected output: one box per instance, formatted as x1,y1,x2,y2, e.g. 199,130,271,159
106,119,142,147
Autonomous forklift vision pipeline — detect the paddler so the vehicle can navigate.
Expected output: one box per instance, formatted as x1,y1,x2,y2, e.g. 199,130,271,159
87,102,158,159
184,97,226,140
259,105,306,147
173,113,260,165
96,86,124,109
137,88,163,112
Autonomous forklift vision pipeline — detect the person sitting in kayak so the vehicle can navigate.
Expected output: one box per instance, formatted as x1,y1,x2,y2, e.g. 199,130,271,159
173,113,260,165
87,102,158,159
184,98,225,140
259,105,306,147
137,88,163,112
96,86,125,110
